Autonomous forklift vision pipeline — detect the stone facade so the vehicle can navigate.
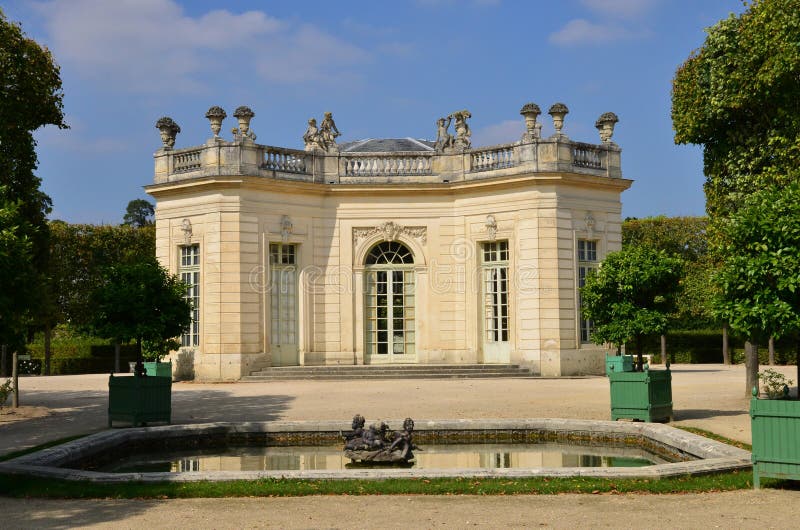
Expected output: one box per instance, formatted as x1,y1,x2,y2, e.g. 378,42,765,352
146,104,631,381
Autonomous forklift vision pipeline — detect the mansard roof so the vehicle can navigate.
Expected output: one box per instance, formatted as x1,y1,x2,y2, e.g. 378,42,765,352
339,138,435,153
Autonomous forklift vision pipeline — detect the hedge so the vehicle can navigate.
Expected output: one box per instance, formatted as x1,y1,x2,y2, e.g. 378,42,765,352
645,329,800,365
23,333,140,375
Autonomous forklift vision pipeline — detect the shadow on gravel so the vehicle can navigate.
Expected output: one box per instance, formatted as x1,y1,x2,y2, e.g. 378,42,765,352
1,499,165,530
674,409,748,420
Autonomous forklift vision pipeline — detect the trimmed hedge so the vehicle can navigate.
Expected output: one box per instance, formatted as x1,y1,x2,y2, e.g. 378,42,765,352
24,332,140,375
645,329,800,365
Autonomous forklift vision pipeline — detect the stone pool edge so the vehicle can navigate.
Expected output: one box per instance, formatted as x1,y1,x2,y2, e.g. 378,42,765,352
0,418,752,483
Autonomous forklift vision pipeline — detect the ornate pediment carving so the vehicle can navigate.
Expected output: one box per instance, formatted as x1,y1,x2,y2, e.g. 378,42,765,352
353,221,427,246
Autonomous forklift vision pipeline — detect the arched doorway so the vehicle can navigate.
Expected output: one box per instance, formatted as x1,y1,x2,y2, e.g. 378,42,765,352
364,241,415,362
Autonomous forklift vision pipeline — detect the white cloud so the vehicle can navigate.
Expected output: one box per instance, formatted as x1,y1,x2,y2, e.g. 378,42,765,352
34,0,370,93
581,0,658,19
548,18,646,46
472,119,525,147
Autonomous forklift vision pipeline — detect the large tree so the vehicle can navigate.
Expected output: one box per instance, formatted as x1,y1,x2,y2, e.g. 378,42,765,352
123,199,155,228
623,216,714,330
581,246,683,371
672,0,800,387
713,182,800,395
0,10,66,361
672,0,800,220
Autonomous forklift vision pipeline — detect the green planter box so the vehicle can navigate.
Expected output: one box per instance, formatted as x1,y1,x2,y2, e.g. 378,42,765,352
609,368,672,422
108,374,172,427
605,354,648,376
144,361,172,378
750,397,800,488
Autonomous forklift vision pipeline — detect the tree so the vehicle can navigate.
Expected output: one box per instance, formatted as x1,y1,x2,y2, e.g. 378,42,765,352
0,197,35,354
581,246,683,370
672,0,800,220
713,182,800,395
123,199,155,228
90,257,191,376
0,9,66,356
623,216,714,329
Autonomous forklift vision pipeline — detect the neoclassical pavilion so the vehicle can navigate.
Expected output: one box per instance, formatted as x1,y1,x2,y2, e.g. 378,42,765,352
146,104,631,381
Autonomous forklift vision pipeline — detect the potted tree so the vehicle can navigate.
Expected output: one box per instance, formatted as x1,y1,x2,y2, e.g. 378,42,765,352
751,369,800,488
91,257,191,427
581,245,683,422
710,182,800,487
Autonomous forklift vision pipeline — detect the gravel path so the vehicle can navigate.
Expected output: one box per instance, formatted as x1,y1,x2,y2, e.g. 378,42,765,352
1,363,798,528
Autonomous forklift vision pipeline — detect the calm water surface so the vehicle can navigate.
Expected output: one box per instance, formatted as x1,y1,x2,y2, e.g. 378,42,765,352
99,443,668,473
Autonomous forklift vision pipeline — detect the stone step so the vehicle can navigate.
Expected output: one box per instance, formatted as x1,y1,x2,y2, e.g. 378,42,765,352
242,364,533,381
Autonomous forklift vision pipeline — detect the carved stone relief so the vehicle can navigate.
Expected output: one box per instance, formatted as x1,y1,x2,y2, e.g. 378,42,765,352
353,221,427,246
280,215,293,243
485,214,498,241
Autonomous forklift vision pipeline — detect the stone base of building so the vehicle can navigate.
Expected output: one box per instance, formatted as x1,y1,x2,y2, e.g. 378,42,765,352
537,348,606,377
172,349,607,381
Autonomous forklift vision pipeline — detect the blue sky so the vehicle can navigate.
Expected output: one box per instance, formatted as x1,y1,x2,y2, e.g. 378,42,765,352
4,0,744,224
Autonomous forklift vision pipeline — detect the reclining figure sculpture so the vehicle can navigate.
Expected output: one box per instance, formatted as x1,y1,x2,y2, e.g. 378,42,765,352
342,415,418,463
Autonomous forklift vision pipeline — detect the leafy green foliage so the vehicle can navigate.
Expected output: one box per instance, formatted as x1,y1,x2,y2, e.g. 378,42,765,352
90,258,191,357
623,216,715,329
0,197,36,350
0,379,12,409
49,222,155,329
713,182,800,344
123,199,154,228
581,246,683,360
672,0,800,220
0,10,66,347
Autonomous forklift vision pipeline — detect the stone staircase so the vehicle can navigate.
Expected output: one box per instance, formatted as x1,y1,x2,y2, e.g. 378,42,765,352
241,364,534,381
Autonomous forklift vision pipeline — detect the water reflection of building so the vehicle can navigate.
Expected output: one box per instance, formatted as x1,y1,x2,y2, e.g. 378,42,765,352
148,104,630,381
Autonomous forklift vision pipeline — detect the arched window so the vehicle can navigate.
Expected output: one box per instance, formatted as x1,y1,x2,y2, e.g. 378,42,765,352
364,241,415,359
365,241,414,265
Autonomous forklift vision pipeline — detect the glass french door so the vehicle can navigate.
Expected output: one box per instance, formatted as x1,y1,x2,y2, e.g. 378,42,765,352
270,243,298,366
482,241,510,363
364,242,415,362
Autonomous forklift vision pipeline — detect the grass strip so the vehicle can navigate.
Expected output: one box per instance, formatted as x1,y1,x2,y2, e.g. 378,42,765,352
0,471,754,498
0,434,90,463
674,426,752,451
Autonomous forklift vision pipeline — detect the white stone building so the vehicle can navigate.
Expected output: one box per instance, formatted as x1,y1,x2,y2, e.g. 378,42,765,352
146,104,631,381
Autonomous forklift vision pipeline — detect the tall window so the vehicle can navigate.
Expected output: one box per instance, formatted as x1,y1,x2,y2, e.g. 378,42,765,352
269,243,297,348
365,241,415,357
577,240,598,343
482,241,510,343
180,244,200,347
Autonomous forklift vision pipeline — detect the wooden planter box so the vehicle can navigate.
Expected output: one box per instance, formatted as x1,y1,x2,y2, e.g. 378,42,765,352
609,368,672,422
144,361,172,378
750,397,800,488
108,374,172,427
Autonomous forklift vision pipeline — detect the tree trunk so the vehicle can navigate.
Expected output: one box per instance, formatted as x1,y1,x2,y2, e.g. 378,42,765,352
722,325,730,365
12,351,19,408
768,337,775,366
796,340,799,400
114,342,121,374
1,344,6,378
44,323,52,376
745,341,760,397
134,338,145,377
661,334,667,365
635,336,644,372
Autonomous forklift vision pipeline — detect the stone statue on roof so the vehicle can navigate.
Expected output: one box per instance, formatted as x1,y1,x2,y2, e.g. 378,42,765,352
303,112,341,152
449,110,472,149
435,116,454,152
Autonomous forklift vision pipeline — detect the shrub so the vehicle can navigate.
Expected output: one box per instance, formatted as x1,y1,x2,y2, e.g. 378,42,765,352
0,379,12,408
758,368,793,399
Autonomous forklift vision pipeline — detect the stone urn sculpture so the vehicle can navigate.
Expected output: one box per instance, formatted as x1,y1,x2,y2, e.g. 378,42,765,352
205,106,227,137
548,103,569,137
155,116,180,149
233,106,255,139
595,112,619,143
519,102,542,140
